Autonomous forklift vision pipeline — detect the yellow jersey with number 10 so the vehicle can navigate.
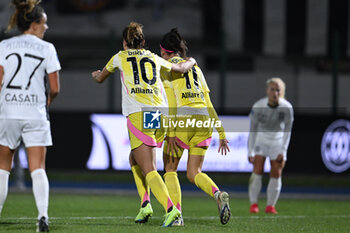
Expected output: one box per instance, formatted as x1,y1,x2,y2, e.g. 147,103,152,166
161,56,209,109
105,49,172,116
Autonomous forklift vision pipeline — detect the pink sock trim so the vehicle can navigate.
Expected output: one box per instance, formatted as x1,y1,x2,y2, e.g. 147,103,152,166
167,197,174,210
127,118,157,147
196,137,212,147
176,203,182,212
212,186,219,195
142,192,150,203
175,137,190,150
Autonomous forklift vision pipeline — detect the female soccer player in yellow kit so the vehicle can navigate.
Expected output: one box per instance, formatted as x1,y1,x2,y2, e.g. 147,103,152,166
91,22,196,227
159,28,231,226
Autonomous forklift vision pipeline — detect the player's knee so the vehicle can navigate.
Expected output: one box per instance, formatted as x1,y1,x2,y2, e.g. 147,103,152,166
186,171,196,184
270,169,282,178
253,167,264,175
163,159,179,173
164,165,177,173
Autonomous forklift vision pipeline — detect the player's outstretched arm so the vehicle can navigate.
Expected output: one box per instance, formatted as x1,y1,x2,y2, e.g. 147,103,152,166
92,67,111,83
171,57,196,73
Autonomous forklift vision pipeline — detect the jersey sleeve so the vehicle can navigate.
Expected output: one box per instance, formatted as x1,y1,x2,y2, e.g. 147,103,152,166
160,66,172,88
105,54,119,73
46,44,61,74
281,104,294,155
156,55,172,73
204,92,226,139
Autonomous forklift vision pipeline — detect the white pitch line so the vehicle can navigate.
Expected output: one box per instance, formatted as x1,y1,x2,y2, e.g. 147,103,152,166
2,215,350,221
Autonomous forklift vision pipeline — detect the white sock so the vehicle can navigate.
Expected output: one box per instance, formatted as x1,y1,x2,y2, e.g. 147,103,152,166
267,177,282,206
31,169,49,220
0,169,10,215
248,173,262,204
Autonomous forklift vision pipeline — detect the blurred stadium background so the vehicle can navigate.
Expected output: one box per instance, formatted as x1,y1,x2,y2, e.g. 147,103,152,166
0,0,349,204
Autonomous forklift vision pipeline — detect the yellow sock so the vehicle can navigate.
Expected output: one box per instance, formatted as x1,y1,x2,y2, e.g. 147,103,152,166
131,165,150,206
194,172,219,198
146,170,173,212
164,172,182,212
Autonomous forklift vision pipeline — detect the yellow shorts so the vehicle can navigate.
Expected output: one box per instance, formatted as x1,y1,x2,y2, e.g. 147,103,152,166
164,115,213,157
127,112,165,150
163,139,208,157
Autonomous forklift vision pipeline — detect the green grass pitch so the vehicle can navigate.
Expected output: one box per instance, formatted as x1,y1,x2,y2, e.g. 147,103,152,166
1,192,350,233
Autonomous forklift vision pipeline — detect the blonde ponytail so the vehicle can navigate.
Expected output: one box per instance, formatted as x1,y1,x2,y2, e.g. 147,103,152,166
123,22,145,49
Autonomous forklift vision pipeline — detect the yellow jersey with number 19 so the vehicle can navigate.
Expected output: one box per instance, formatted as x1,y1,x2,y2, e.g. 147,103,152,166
105,49,172,116
161,56,209,109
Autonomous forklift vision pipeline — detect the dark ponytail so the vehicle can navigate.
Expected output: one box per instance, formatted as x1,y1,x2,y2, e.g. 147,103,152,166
8,0,44,32
160,28,188,58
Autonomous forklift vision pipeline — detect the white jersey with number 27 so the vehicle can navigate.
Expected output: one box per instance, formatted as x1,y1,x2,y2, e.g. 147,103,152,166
0,34,61,120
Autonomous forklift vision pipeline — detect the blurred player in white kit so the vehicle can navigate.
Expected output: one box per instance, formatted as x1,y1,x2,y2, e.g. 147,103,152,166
247,77,293,214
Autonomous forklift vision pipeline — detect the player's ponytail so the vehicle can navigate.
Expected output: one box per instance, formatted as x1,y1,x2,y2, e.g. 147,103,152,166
160,28,188,58
8,0,44,32
123,22,145,49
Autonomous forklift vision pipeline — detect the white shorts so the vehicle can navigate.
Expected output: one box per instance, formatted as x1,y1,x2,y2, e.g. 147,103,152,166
253,138,286,161
0,119,52,150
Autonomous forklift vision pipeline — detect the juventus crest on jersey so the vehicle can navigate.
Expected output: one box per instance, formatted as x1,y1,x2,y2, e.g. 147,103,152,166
0,34,61,120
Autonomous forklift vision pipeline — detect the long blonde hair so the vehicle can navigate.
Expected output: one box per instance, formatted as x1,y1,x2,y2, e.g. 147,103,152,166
122,22,145,49
266,77,286,98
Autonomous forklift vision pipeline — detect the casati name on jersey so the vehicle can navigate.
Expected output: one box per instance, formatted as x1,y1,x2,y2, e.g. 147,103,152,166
5,93,38,104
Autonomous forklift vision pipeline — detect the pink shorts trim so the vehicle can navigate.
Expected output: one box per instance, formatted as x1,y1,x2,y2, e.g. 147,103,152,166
175,137,190,150
127,118,157,147
157,141,163,148
196,137,212,147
